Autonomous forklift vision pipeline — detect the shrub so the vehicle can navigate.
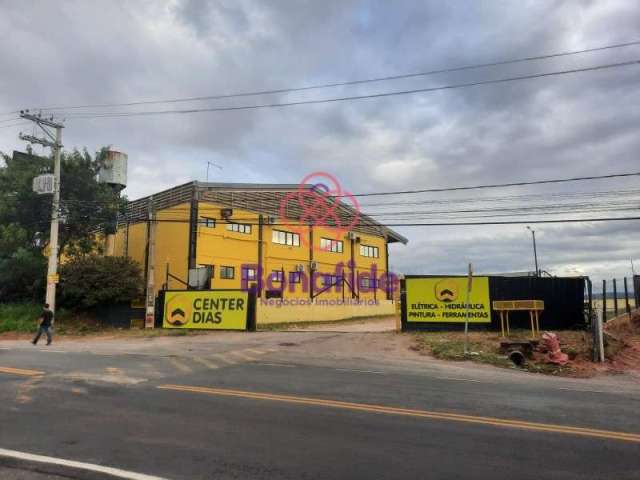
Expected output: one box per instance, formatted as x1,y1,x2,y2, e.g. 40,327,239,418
59,255,143,310
0,249,46,303
0,303,41,333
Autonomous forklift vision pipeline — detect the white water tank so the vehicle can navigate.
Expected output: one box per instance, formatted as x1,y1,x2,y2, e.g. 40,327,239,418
98,150,128,190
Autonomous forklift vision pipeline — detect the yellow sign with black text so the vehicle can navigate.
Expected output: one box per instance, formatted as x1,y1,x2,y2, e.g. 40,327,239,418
406,277,491,323
163,290,248,330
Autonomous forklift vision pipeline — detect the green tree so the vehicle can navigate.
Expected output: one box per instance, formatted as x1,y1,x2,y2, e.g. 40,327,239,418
59,255,143,309
0,147,126,301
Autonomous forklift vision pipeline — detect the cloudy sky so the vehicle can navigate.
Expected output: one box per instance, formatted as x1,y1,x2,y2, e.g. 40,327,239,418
1,0,639,287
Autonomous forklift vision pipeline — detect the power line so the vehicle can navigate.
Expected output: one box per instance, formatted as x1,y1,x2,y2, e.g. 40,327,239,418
0,116,22,124
54,58,640,120
13,40,640,114
119,215,640,227
104,200,639,217
365,203,639,218
63,187,640,207
59,171,640,220
359,188,640,208
0,121,32,130
346,171,640,198
382,216,640,227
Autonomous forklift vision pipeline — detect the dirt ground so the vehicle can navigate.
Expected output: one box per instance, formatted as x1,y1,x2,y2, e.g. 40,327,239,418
410,311,640,378
604,310,640,373
3,313,639,379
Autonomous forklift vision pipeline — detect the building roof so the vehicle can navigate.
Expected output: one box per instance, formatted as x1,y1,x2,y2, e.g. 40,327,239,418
123,181,408,244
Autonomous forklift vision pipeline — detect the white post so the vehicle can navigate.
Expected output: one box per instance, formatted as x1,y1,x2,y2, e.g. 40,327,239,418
594,307,605,363
45,126,63,314
464,263,473,355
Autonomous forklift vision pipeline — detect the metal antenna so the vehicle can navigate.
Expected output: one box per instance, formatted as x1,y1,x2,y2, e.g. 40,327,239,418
206,161,223,182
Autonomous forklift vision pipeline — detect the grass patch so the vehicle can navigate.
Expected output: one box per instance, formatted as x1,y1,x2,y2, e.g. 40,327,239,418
0,303,208,337
413,332,511,368
412,329,587,376
0,303,41,333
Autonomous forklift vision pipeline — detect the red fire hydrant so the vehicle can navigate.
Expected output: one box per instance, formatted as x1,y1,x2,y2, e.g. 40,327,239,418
541,332,569,365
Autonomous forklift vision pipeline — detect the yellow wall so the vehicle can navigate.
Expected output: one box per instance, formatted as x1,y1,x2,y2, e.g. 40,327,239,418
262,223,310,298
192,210,390,303
105,197,395,324
125,222,148,271
108,203,190,291
263,226,389,302
112,227,127,257
196,201,259,289
155,202,190,290
257,299,396,324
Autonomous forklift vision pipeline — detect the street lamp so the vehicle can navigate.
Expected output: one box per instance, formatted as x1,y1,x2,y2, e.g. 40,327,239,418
526,226,539,277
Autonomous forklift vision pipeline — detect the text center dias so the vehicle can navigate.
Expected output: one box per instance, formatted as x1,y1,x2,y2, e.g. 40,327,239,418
164,291,249,330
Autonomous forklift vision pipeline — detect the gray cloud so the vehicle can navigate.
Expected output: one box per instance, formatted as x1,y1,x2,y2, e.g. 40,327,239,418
1,0,638,284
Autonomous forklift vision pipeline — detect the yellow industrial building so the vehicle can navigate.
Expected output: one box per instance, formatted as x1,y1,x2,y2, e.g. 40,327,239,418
106,182,407,324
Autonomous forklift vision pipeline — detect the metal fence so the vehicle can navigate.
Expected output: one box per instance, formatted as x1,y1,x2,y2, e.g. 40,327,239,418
599,277,637,321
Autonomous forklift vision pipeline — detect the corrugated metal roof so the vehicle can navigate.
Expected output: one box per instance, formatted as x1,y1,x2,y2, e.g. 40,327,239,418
122,181,408,244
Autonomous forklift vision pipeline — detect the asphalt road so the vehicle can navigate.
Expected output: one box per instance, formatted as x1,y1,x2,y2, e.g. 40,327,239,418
1,333,639,480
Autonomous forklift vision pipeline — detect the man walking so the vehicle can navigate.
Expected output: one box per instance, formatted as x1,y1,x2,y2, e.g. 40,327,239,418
32,303,53,346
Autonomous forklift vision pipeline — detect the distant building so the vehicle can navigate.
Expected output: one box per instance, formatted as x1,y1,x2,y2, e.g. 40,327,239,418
106,181,407,324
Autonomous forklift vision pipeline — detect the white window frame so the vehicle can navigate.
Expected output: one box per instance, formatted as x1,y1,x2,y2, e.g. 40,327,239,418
202,217,216,228
360,245,379,258
226,222,252,234
320,237,343,253
220,266,235,279
272,229,300,246
242,267,256,281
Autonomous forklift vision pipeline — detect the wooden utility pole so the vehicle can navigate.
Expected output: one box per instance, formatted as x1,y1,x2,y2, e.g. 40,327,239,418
623,277,631,315
613,279,618,317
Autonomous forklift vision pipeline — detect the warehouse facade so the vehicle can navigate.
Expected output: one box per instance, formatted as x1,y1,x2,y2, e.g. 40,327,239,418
105,181,407,324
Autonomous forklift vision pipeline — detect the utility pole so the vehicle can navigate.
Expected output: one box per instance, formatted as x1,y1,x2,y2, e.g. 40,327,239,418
19,110,64,314
145,196,156,328
526,226,539,276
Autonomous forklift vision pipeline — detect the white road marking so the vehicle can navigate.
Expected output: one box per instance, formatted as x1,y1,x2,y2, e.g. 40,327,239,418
167,357,192,373
335,368,385,374
62,372,147,385
229,351,256,362
256,363,296,368
436,377,484,383
246,348,267,355
0,347,11,350
211,354,236,365
0,447,171,480
192,357,219,370
557,387,612,394
41,350,67,353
